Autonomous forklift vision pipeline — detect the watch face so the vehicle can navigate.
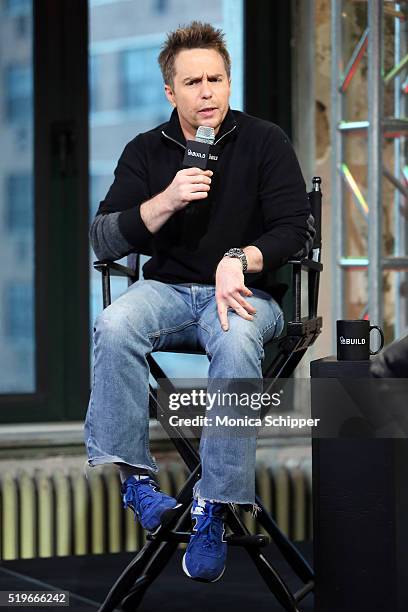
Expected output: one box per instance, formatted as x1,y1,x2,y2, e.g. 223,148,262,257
223,249,247,272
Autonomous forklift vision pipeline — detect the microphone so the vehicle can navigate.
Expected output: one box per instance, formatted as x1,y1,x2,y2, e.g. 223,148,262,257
183,126,219,171
181,126,219,232
195,126,215,145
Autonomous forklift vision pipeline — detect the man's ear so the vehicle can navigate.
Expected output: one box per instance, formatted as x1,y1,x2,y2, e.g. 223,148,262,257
164,84,176,108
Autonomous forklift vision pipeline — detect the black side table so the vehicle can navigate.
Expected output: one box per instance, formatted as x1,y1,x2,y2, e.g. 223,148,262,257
311,356,408,612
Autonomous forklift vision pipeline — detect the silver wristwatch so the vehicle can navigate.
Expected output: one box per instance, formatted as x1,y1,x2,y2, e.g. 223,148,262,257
223,248,248,273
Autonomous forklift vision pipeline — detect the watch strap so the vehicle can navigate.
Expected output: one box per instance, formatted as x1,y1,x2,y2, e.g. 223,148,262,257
223,248,248,273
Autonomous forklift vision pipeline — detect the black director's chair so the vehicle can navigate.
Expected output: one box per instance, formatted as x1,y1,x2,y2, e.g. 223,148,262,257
93,177,323,612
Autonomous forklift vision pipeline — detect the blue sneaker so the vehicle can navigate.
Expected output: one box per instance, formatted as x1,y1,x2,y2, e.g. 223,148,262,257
121,475,179,532
182,497,227,582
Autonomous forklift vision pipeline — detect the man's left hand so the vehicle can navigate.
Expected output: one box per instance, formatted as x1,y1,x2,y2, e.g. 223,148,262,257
215,258,257,331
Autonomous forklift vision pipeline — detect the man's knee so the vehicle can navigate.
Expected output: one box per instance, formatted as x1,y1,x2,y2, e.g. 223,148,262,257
209,316,264,358
95,303,127,334
93,301,148,352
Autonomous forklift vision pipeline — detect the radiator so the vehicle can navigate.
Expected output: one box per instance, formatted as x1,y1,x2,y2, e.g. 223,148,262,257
0,460,312,560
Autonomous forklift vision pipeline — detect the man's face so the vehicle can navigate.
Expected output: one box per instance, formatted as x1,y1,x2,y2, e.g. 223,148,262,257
164,48,231,140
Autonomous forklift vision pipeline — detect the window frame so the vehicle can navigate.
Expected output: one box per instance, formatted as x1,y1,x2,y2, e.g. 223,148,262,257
0,0,90,423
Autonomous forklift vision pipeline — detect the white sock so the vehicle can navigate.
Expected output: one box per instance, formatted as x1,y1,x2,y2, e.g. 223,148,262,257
118,466,150,484
195,496,215,508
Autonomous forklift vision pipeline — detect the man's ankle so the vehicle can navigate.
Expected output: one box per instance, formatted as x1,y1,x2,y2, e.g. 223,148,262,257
115,462,151,484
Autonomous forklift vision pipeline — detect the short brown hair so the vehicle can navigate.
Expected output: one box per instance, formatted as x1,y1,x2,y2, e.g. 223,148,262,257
158,21,231,86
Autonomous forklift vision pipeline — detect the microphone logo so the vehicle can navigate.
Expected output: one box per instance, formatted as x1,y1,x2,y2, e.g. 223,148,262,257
182,126,218,170
187,148,206,159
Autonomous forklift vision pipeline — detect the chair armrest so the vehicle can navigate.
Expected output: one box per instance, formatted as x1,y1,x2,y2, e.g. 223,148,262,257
93,260,138,281
287,258,323,272
93,260,138,309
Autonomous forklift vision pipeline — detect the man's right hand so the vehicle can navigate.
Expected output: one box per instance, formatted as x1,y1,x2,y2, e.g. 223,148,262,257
164,168,213,212
140,168,212,234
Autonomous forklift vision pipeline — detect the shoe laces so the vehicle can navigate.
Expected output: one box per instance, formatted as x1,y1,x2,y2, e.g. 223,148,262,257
122,478,158,517
193,504,224,550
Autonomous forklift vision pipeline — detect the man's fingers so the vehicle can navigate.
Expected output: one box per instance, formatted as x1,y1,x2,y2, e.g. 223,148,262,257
227,296,255,320
190,175,212,185
216,289,257,328
189,182,211,192
217,302,229,331
187,191,208,200
233,292,257,314
181,168,213,176
242,287,253,297
182,167,204,175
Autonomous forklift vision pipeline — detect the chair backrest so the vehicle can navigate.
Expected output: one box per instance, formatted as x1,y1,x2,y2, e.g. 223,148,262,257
258,176,322,325
310,176,322,252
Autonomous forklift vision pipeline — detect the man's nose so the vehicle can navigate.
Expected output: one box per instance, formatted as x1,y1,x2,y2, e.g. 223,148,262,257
199,79,213,98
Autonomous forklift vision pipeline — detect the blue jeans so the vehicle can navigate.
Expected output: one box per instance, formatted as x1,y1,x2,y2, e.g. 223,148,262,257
84,279,283,505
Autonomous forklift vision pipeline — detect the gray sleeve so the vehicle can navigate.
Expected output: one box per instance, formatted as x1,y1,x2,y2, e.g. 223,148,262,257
89,212,134,261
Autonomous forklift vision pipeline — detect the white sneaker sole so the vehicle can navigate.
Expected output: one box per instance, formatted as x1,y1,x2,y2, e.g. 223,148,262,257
182,553,226,583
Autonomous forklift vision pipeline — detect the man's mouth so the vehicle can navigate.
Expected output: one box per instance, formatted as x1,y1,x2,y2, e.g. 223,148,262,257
198,107,217,115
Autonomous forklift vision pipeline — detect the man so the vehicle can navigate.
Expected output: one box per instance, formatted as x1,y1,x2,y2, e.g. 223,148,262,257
84,21,310,583
371,333,408,377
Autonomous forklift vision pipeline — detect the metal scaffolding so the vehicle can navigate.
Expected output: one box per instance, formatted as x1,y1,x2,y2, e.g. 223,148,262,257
331,0,408,341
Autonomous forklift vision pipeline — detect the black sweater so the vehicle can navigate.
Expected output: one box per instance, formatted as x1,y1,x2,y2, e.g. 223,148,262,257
90,108,311,290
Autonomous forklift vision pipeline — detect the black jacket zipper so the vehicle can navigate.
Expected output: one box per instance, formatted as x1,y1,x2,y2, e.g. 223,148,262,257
161,124,237,149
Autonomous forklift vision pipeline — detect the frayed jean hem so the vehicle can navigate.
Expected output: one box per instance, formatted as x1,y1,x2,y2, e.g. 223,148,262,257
192,482,259,515
87,454,159,474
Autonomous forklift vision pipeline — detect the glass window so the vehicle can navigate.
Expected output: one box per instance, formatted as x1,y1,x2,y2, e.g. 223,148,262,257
5,64,32,123
120,47,168,115
1,280,34,392
0,1,35,393
89,54,99,113
153,0,168,14
4,281,33,342
4,0,31,17
5,174,33,231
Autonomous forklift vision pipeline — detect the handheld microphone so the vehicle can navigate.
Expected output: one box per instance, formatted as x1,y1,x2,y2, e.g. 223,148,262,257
181,126,220,238
183,126,219,171
196,125,215,145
